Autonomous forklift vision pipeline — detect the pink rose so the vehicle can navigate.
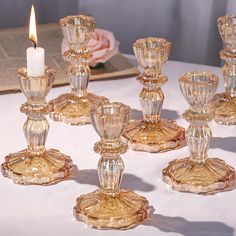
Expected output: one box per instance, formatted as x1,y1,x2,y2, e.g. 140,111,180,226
62,28,119,67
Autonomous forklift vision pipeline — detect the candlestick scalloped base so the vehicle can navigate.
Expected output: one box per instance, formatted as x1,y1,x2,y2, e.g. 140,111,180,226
1,149,73,185
122,119,185,153
211,93,236,125
162,157,235,194
74,189,149,229
49,93,109,125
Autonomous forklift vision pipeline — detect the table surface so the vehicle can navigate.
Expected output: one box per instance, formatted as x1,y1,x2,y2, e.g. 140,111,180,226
0,55,235,236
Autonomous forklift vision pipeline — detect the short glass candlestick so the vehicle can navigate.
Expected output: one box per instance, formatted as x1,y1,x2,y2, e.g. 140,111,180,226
163,71,235,194
123,37,185,152
49,15,108,125
74,102,149,229
211,15,236,125
1,67,73,185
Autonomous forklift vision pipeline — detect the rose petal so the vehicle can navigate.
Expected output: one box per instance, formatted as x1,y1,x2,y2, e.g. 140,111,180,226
61,28,120,66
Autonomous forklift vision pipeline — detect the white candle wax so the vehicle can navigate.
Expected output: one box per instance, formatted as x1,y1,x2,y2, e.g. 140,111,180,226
26,46,45,76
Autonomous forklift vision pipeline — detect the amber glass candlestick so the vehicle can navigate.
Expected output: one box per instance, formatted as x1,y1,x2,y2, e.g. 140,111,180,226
163,71,235,194
1,67,72,185
74,102,149,229
123,37,185,152
49,15,108,125
212,15,236,125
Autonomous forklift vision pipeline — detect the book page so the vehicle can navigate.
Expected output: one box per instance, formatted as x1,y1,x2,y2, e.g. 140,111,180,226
0,23,139,93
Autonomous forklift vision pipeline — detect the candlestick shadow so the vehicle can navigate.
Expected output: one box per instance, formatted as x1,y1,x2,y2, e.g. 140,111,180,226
144,207,234,236
68,165,155,192
130,108,180,120
212,136,236,153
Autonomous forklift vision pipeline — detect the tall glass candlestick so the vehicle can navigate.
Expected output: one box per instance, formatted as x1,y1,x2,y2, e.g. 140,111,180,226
74,102,149,229
163,71,235,194
123,37,185,152
212,15,236,125
49,15,108,125
1,67,73,185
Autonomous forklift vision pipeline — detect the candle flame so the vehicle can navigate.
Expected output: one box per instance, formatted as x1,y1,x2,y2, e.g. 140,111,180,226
29,5,37,48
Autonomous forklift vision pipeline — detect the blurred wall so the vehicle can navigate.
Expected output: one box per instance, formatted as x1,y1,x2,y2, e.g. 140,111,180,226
1,0,236,66
79,0,236,66
0,0,79,28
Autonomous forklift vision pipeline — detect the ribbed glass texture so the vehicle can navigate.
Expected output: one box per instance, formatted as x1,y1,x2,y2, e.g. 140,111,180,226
133,37,171,73
74,102,149,229
212,15,236,124
218,15,236,50
2,67,72,185
123,37,185,152
49,15,108,125
163,71,235,194
179,71,218,113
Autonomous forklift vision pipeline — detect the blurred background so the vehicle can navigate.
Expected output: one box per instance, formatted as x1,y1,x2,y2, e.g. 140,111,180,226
1,0,236,66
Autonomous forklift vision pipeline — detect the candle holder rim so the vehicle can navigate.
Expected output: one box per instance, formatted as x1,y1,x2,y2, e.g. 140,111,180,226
220,48,236,58
90,102,131,116
179,71,219,85
17,66,55,79
133,37,171,51
217,14,236,26
60,15,96,28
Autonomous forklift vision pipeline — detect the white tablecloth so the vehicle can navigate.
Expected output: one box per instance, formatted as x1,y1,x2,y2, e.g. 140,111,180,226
0,56,235,236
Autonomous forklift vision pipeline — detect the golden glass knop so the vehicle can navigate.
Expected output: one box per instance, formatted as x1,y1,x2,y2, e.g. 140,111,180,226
211,15,236,125
163,71,235,194
49,15,108,125
1,67,73,185
74,102,149,229
123,37,185,152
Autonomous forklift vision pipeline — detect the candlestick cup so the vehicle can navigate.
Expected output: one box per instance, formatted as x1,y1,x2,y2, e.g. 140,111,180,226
163,71,235,194
1,67,73,185
49,15,108,125
74,102,149,229
123,37,185,152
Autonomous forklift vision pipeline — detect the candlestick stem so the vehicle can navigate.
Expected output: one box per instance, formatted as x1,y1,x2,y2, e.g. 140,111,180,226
69,62,90,97
98,153,124,195
24,116,49,153
139,81,164,123
185,115,211,163
223,58,236,97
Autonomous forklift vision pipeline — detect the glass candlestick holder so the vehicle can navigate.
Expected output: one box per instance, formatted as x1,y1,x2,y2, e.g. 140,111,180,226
123,37,185,152
49,15,108,125
211,15,236,125
1,67,73,185
74,102,149,229
163,71,235,194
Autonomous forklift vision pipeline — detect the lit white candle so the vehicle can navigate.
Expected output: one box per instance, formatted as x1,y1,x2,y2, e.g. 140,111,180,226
26,5,45,77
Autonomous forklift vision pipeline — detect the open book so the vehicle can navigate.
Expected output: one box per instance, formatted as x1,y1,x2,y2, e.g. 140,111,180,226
0,23,139,93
